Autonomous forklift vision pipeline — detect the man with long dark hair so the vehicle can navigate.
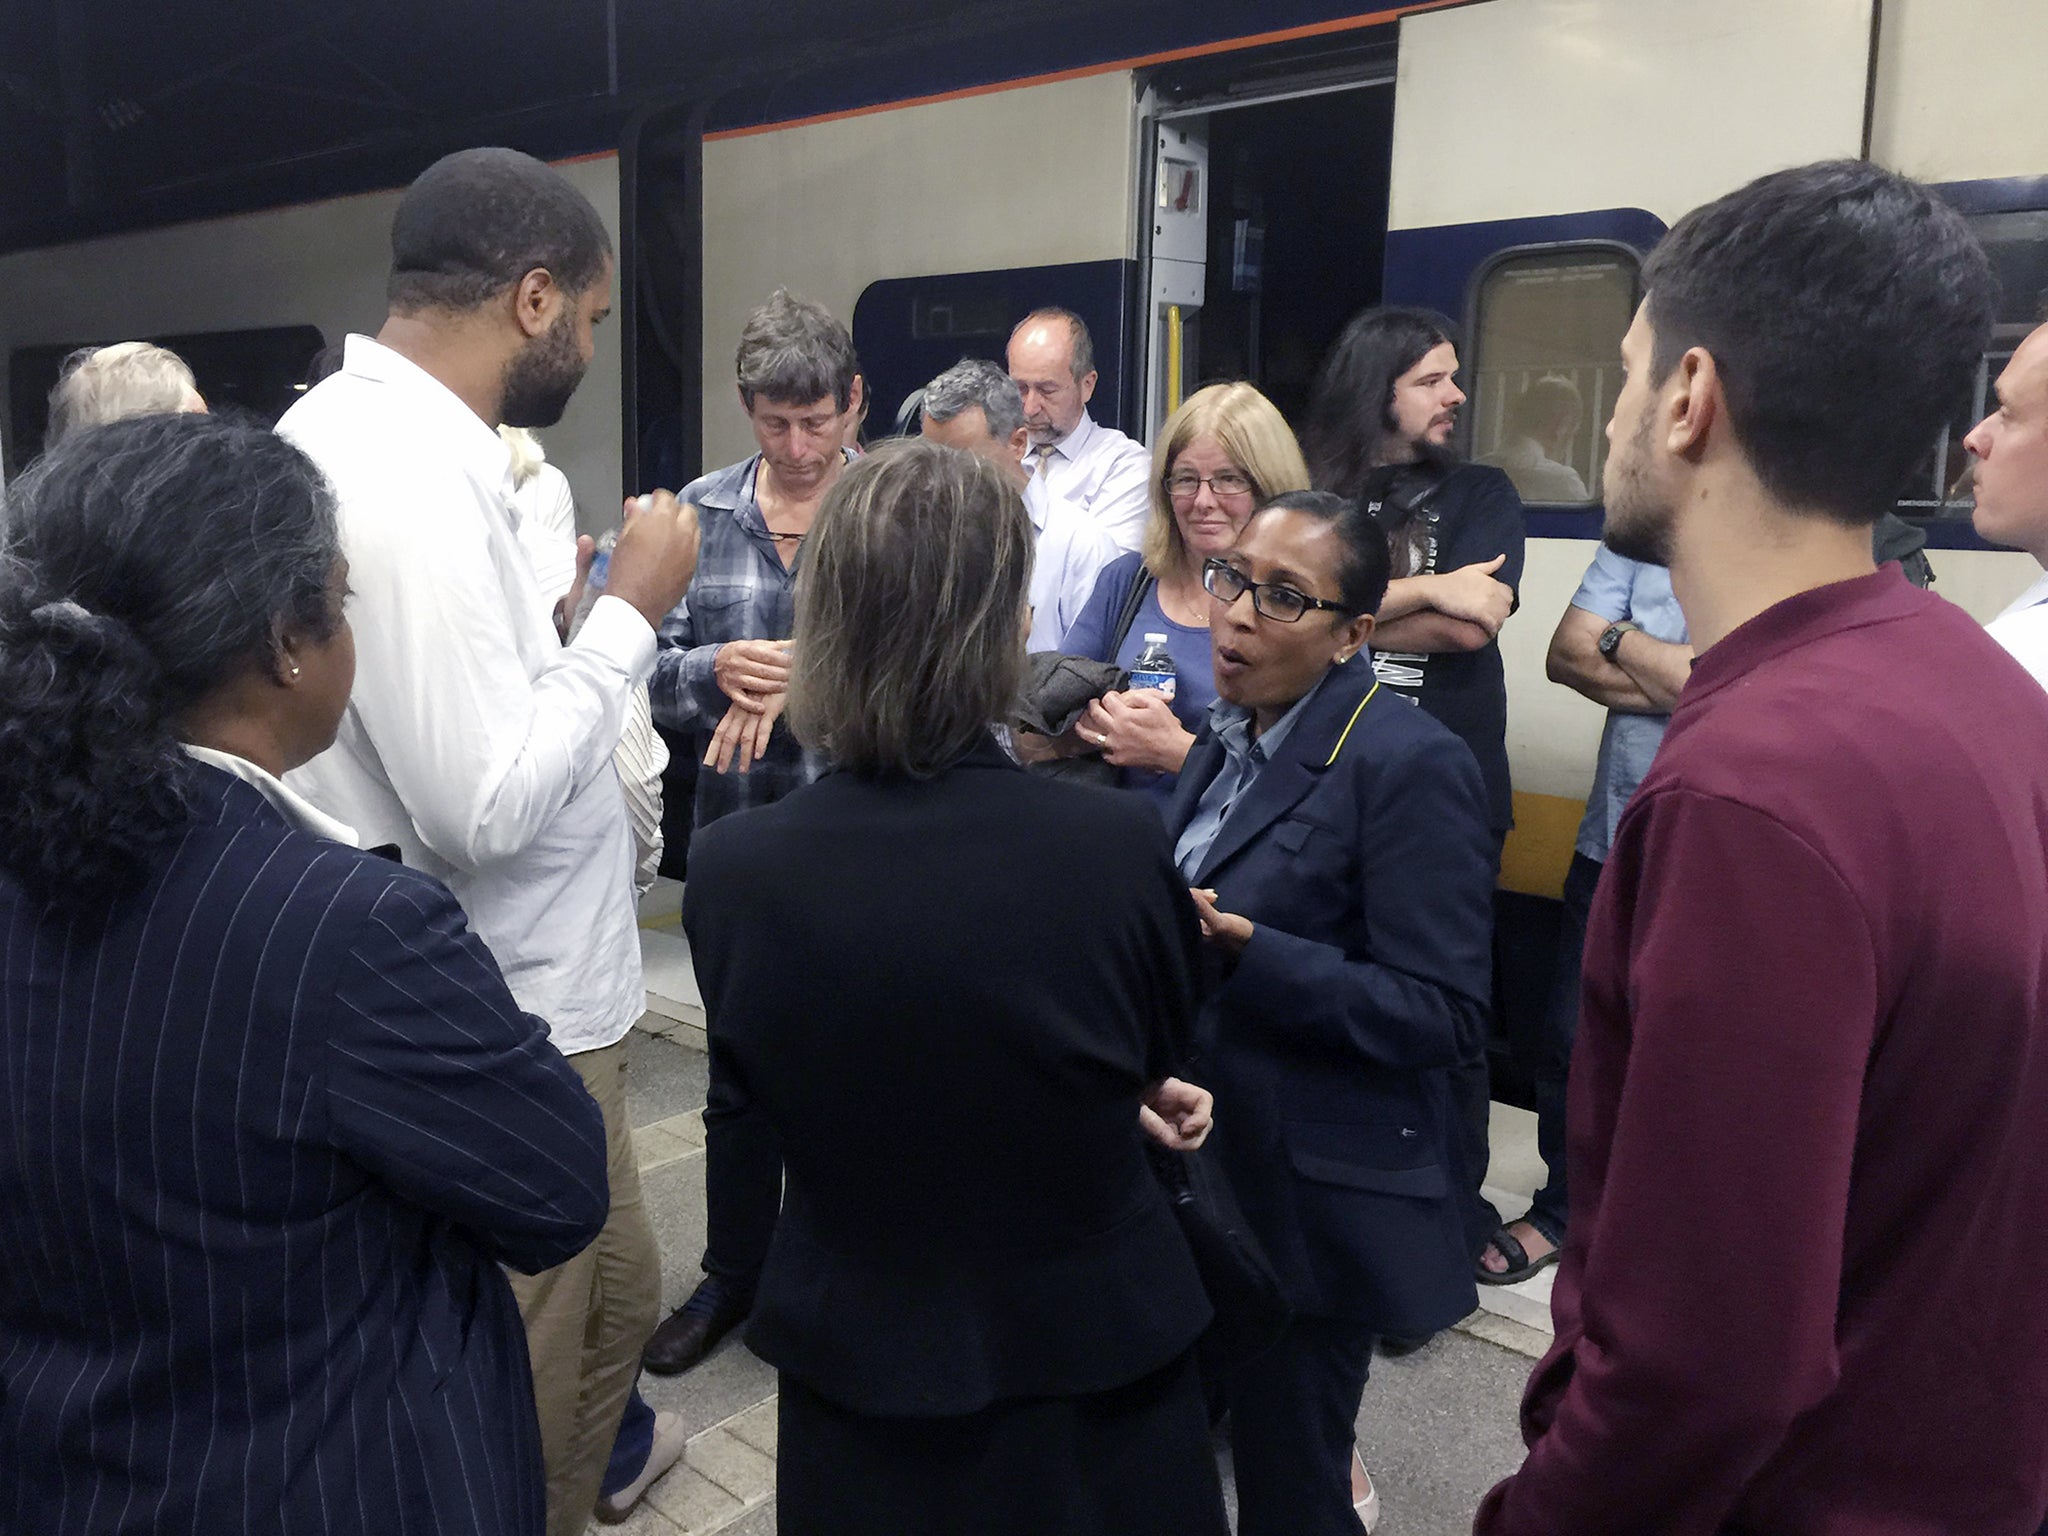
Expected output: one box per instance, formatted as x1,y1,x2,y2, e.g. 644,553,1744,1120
1478,161,2048,1535
1303,306,1527,1265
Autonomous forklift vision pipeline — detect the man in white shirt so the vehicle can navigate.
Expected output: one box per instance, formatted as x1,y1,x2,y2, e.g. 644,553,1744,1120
1970,317,2048,685
1008,307,1154,553
920,357,1117,649
1480,374,1591,504
278,148,700,1536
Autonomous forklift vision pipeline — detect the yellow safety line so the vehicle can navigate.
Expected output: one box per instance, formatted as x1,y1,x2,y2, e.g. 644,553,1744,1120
1324,680,1380,767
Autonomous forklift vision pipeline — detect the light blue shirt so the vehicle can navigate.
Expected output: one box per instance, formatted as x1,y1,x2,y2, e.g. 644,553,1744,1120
1174,672,1330,879
1569,548,1689,862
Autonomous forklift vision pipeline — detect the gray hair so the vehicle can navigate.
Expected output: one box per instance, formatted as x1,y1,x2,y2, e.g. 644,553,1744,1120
1009,307,1095,381
920,358,1026,442
787,439,1032,778
0,413,342,899
47,342,200,445
736,288,858,412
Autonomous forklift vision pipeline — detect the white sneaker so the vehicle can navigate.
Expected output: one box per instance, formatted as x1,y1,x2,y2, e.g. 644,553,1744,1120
593,1409,689,1524
1352,1450,1381,1533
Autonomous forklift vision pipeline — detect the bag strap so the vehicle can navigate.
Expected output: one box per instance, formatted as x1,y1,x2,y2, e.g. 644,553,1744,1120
1106,565,1158,663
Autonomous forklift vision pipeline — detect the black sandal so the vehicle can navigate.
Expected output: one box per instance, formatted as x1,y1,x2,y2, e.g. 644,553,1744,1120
1476,1219,1562,1286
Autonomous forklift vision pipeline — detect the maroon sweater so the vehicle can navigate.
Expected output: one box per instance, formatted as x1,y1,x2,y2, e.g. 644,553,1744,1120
1478,568,2048,1535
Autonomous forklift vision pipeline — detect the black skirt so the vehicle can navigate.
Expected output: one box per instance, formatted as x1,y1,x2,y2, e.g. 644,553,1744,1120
774,1349,1229,1536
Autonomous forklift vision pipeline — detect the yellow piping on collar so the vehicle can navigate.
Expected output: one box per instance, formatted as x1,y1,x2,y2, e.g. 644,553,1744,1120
1324,680,1381,767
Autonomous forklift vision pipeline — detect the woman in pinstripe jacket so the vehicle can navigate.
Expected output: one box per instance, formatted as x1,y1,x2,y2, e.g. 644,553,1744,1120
0,413,610,1536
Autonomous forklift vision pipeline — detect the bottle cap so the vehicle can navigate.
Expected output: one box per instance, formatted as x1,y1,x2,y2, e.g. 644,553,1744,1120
1143,632,1168,644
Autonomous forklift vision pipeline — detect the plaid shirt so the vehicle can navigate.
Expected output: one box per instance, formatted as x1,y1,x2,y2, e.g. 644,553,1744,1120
651,454,829,827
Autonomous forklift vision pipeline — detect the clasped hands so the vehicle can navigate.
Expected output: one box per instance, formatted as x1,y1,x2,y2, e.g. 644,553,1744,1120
1140,1077,1213,1152
706,639,793,775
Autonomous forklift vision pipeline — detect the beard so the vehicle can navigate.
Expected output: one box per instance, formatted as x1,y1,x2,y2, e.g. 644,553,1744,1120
1600,409,1674,566
499,310,588,429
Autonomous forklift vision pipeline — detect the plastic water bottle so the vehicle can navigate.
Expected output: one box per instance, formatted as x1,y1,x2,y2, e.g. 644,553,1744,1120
1129,633,1179,701
568,525,623,637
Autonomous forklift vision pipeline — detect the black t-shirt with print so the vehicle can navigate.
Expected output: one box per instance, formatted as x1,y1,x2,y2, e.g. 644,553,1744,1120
1362,461,1527,834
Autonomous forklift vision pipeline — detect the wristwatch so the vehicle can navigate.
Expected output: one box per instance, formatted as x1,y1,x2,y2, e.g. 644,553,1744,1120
1596,620,1640,660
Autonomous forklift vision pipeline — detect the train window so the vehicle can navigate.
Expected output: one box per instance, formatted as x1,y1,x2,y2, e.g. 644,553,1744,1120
1467,246,1640,506
1899,209,2048,520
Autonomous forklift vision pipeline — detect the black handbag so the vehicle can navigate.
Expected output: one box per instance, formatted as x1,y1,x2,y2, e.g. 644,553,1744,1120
1148,1141,1291,1370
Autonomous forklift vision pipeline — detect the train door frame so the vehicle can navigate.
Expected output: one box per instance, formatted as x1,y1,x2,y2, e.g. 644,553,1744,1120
1134,57,1398,440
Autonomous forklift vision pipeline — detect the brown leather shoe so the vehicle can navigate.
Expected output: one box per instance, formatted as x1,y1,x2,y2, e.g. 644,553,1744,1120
642,1276,752,1376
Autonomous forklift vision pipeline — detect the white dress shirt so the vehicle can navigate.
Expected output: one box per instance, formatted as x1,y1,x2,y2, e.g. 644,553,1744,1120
511,460,581,605
512,454,671,897
278,335,652,1055
1988,569,2048,692
1024,476,1120,651
1026,411,1154,555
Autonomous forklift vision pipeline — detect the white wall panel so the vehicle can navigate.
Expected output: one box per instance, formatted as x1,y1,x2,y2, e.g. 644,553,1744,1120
1390,0,1871,231
698,72,1136,468
1870,0,2048,183
0,158,625,532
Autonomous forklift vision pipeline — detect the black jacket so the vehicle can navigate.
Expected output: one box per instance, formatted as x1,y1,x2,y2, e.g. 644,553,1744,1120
683,739,1212,1417
1167,659,1494,1336
0,767,608,1536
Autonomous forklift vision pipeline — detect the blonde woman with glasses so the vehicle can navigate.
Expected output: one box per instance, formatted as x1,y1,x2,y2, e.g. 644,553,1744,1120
1043,382,1310,800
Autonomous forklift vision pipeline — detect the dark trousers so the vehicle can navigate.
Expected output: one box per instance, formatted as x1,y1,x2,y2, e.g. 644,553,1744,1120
1528,852,1602,1238
1225,1316,1376,1536
1451,830,1510,1258
702,1049,782,1292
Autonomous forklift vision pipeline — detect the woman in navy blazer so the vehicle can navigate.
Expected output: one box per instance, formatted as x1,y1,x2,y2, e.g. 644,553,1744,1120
685,440,1228,1536
0,415,611,1536
1168,491,1496,1536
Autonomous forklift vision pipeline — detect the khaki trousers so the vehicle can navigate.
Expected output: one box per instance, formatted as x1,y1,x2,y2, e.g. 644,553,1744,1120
507,1039,661,1536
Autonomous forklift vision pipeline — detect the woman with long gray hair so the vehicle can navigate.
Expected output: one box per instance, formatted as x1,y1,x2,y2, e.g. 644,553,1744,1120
0,412,609,1536
680,438,1229,1536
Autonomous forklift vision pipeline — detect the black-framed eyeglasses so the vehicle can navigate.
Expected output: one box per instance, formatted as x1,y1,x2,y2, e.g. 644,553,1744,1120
1201,558,1349,624
1165,469,1256,501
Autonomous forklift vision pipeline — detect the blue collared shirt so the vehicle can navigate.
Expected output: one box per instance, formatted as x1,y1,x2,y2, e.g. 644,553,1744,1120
650,453,841,827
1569,547,1689,862
1174,672,1330,879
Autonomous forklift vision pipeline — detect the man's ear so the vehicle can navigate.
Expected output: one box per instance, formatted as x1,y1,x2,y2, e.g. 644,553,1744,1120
1007,426,1032,463
1078,370,1099,407
1667,347,1722,462
511,268,561,341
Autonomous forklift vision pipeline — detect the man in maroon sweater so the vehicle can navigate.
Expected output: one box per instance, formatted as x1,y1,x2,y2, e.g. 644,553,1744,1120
1477,161,2048,1535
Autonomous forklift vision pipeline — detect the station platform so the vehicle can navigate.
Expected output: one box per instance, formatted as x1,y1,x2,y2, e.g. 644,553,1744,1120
612,884,1551,1534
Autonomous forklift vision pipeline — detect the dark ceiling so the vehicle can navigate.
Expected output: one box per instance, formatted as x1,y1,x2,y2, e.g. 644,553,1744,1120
0,0,1417,255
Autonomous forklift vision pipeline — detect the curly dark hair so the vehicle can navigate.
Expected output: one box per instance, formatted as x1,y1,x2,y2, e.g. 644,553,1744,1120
0,413,342,901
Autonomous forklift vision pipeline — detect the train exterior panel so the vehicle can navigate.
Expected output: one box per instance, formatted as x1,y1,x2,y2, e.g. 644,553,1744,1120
1,0,2042,906
0,159,629,537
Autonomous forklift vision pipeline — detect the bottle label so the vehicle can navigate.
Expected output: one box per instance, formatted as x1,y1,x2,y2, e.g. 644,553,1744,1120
1129,669,1177,700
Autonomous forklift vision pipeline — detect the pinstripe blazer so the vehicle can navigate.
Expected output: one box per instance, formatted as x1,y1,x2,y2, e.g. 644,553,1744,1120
0,764,610,1536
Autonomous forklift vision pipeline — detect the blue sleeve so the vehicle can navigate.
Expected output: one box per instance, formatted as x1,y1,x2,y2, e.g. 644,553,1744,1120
1570,545,1641,624
322,874,609,1275
1060,552,1143,658
1224,731,1495,1070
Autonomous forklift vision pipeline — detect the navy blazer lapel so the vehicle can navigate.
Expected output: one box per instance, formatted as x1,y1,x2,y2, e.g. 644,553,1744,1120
1189,662,1380,886
1166,730,1227,834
